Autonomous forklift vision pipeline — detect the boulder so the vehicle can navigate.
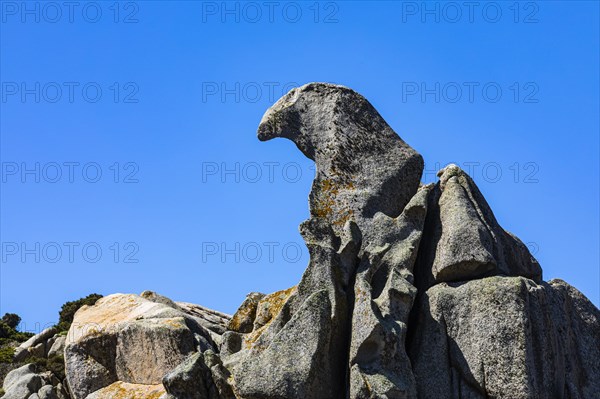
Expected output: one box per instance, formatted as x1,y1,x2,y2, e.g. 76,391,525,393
251,287,296,333
43,338,55,358
415,164,542,289
27,344,44,360
409,276,600,398
13,328,58,363
1,364,43,399
143,290,232,337
84,381,165,399
233,290,335,398
115,317,196,384
227,292,265,334
64,292,223,399
36,385,58,399
46,337,65,358
16,328,57,352
175,302,232,339
12,348,28,364
162,351,234,399
219,288,296,360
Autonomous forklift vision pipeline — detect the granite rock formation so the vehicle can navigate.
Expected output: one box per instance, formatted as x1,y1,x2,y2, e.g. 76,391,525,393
409,277,599,398
3,83,598,399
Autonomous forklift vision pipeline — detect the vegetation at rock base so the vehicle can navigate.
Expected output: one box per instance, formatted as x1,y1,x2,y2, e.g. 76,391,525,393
0,347,15,363
57,293,103,332
0,321,15,340
29,354,67,380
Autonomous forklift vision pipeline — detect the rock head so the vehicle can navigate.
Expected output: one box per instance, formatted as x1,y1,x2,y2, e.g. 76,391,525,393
258,82,424,240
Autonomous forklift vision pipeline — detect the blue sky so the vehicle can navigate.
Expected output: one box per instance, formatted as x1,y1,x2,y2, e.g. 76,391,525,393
0,1,598,332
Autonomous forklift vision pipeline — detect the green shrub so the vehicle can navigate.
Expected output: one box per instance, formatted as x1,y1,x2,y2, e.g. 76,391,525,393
10,331,34,342
0,311,34,346
57,293,103,332
0,321,13,339
0,322,34,343
1,313,20,329
30,355,66,380
0,346,14,363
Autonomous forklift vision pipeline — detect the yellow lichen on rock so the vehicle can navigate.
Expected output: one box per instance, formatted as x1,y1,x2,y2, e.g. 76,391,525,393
86,381,165,399
313,178,356,227
244,286,297,349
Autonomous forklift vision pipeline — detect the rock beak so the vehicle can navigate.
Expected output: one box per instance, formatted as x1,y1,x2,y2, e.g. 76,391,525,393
257,120,274,141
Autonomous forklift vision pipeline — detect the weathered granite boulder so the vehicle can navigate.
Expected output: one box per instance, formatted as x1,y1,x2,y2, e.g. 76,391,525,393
0,365,67,399
1,364,43,399
13,328,58,363
36,384,67,399
142,290,231,341
227,292,265,334
161,352,213,399
64,292,230,399
162,350,234,399
415,164,542,289
408,276,600,398
84,381,165,399
46,338,65,359
219,287,296,360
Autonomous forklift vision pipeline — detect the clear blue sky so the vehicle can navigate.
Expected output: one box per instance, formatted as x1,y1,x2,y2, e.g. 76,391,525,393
1,1,598,332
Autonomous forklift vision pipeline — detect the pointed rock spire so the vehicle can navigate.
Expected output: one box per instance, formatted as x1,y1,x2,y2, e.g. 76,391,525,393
415,164,542,289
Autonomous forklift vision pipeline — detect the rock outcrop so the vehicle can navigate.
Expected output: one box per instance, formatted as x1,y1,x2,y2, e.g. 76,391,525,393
1,364,68,399
63,292,230,399
5,83,598,399
228,218,361,399
409,277,600,398
13,327,58,363
162,350,235,399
